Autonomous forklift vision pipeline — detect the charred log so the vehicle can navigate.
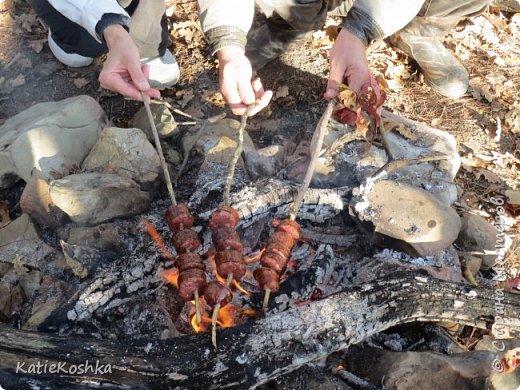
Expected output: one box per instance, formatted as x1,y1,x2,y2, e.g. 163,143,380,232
1,272,519,389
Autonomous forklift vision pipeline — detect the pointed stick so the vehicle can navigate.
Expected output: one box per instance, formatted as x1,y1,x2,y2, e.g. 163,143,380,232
140,92,177,206
223,104,255,206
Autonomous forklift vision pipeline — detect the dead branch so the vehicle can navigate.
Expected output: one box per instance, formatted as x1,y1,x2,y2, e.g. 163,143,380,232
1,272,519,389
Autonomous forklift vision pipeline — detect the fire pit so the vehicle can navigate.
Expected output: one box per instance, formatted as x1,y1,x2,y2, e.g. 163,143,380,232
0,96,519,389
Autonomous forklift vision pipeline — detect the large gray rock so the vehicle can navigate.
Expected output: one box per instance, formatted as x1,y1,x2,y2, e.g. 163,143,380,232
0,95,107,188
49,173,150,226
351,180,462,257
0,214,56,267
82,127,161,188
129,101,178,141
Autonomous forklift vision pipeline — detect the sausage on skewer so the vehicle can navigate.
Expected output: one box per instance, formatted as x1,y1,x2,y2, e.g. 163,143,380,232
255,218,301,309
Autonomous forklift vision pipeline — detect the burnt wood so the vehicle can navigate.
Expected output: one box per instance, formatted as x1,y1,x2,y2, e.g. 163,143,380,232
1,272,519,389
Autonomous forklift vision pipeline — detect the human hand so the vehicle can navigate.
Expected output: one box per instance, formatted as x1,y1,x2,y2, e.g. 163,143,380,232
324,28,372,99
217,47,272,116
99,24,160,101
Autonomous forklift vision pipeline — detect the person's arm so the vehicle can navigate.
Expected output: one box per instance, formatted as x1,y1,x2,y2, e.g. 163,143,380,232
325,0,424,99
198,0,271,115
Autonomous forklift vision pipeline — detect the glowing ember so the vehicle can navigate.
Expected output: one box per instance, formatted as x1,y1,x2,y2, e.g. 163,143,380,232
142,218,174,261
286,260,297,268
163,268,179,288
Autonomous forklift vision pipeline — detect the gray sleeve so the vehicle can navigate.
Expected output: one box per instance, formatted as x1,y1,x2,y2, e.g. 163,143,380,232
197,0,254,54
341,0,425,46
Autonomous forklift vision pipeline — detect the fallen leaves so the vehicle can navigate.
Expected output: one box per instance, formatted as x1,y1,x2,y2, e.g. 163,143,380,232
0,201,10,228
73,78,89,89
333,75,388,141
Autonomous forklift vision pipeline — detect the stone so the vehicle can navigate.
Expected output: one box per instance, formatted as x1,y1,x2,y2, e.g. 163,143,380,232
0,95,107,187
243,144,284,179
129,101,178,141
49,173,150,226
351,180,461,257
0,214,56,268
66,223,122,251
344,345,497,390
182,118,256,164
458,213,502,270
82,127,161,189
475,336,520,390
19,176,68,228
309,116,461,205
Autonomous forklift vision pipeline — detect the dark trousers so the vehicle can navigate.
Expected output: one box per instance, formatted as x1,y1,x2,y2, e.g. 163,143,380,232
255,0,492,35
27,0,169,58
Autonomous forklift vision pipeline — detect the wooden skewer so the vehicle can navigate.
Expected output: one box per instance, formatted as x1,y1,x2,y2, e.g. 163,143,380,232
194,290,201,326
211,273,234,348
223,104,255,206
289,99,335,221
262,288,271,312
140,92,177,206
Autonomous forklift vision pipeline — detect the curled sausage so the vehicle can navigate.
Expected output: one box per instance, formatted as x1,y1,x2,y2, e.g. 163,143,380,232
177,268,207,301
165,204,194,232
173,229,201,254
203,281,233,307
254,268,280,292
209,206,240,230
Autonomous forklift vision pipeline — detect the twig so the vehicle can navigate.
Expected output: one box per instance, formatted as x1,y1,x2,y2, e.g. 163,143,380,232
141,92,177,206
290,99,336,220
223,105,255,206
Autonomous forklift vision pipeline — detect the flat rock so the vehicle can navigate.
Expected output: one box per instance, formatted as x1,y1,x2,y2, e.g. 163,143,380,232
182,118,255,164
0,214,56,268
0,95,107,187
351,180,461,257
20,177,68,228
458,213,503,270
82,127,161,188
129,100,178,140
49,173,150,226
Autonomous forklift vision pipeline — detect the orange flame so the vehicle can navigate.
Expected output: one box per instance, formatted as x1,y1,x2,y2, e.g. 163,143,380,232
142,218,175,262
191,314,212,333
163,268,179,288
232,280,251,296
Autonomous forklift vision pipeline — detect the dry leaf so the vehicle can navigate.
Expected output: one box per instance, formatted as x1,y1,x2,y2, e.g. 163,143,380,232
275,85,289,99
505,190,520,205
475,168,501,183
73,78,89,88
28,39,45,53
10,74,25,88
392,123,418,141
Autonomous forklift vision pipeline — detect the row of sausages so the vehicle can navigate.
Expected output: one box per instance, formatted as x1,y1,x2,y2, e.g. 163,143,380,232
165,204,300,309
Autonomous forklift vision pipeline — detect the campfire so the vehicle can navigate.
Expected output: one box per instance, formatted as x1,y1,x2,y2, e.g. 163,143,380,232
0,93,519,389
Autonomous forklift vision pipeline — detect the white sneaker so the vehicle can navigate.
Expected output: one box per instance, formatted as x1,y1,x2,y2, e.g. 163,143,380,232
47,30,94,67
141,48,180,89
